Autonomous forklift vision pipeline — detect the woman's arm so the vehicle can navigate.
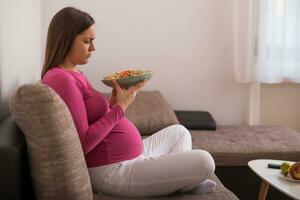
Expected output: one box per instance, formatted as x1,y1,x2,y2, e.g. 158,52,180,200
44,73,124,155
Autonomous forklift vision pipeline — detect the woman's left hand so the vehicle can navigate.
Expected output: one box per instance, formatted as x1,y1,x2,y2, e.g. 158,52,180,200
109,80,147,111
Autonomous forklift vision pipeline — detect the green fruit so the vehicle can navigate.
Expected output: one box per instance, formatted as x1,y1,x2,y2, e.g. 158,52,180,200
280,162,291,176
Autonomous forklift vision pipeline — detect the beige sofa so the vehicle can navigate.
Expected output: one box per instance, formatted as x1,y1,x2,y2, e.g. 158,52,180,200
6,83,239,200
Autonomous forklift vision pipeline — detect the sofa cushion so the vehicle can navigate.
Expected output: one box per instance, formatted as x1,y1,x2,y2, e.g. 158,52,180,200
174,111,217,130
92,173,238,200
125,91,179,135
9,83,93,200
192,125,300,166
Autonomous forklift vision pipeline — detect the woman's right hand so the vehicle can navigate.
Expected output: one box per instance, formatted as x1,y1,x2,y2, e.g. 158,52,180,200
111,80,146,112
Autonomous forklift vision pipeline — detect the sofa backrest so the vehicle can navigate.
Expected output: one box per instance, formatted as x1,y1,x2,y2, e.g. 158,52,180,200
9,83,93,200
124,90,179,135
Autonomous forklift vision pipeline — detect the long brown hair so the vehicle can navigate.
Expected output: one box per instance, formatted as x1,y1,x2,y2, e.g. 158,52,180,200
41,7,95,79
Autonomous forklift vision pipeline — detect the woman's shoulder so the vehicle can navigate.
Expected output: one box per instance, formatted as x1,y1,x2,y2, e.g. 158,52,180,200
43,67,76,83
42,67,89,92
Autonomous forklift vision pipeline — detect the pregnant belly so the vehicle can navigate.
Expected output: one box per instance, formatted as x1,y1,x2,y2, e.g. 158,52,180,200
107,118,143,155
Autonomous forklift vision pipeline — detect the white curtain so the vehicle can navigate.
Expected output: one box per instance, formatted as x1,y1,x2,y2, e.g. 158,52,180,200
234,0,300,83
233,0,259,83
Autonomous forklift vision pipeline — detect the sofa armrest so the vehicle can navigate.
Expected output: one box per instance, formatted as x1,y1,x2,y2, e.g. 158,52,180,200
174,111,217,130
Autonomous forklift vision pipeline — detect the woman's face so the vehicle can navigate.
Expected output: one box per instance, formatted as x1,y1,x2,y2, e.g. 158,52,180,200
67,24,96,65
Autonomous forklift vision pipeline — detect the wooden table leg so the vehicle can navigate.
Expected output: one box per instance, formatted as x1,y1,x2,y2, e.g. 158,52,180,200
258,180,269,200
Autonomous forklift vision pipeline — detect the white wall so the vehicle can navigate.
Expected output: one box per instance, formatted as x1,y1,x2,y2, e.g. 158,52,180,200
0,0,41,122
41,0,249,125
260,83,300,132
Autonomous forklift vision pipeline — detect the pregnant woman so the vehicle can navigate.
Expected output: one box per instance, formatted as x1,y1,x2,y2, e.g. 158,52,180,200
41,6,216,197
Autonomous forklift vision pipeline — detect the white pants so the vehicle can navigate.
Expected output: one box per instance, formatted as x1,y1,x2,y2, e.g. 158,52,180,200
88,124,215,197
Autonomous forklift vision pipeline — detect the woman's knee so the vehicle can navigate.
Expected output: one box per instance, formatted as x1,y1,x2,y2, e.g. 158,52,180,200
169,124,191,139
190,150,215,175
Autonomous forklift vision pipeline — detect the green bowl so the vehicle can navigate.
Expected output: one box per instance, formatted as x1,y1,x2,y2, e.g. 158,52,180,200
101,71,152,88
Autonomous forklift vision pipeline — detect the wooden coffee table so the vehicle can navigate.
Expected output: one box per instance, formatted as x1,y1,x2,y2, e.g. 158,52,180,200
248,159,300,200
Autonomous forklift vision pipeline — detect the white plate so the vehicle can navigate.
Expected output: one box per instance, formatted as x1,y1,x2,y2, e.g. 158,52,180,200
278,172,300,183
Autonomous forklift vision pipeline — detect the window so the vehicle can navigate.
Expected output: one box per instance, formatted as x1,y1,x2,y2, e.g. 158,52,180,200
256,0,300,83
